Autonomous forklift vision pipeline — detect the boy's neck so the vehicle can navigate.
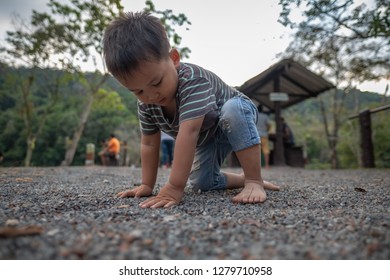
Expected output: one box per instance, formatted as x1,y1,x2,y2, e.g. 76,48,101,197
161,98,177,121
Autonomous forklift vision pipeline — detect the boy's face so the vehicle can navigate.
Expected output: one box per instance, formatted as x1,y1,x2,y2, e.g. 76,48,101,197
121,49,180,107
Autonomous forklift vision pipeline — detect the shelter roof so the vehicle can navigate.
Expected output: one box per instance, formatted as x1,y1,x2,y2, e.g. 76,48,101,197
239,59,335,111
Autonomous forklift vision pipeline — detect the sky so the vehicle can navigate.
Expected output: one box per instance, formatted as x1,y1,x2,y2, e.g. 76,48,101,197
0,0,388,94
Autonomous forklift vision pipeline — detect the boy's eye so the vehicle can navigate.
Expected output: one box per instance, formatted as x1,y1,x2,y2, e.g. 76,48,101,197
153,79,162,87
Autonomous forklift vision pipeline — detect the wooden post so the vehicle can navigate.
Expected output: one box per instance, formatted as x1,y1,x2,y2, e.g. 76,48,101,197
359,110,375,168
273,77,286,166
85,143,95,166
349,104,390,168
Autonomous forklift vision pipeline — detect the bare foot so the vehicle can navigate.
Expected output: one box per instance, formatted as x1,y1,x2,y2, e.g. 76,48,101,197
232,180,267,203
263,180,280,191
233,173,280,191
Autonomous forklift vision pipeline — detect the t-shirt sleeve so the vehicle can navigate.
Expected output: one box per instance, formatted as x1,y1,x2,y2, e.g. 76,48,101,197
178,77,217,124
138,102,159,135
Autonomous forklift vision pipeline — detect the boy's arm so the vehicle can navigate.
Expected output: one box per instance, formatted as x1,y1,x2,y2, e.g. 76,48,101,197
117,132,160,198
140,116,204,208
140,131,161,187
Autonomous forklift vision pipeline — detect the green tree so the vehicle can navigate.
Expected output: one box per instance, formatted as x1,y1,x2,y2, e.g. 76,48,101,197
36,0,191,166
145,0,191,58
0,38,70,167
2,0,191,166
278,0,390,168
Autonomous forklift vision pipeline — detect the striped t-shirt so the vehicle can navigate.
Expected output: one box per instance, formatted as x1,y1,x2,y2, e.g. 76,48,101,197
138,62,244,146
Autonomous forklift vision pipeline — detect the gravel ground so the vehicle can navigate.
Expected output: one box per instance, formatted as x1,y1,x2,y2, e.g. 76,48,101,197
0,166,389,260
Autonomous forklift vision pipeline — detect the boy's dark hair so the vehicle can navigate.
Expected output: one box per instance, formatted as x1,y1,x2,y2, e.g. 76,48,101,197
103,12,171,81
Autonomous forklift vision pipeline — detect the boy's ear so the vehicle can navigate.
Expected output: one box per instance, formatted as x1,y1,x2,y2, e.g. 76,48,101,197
169,49,181,68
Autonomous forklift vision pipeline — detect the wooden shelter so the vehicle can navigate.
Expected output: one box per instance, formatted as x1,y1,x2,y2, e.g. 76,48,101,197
239,59,335,166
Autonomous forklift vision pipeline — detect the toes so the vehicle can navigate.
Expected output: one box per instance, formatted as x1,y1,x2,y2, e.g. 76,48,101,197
232,195,241,203
232,194,244,203
264,181,281,191
232,190,266,204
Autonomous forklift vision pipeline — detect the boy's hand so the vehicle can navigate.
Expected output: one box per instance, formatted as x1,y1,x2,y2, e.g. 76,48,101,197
140,183,183,208
116,184,153,198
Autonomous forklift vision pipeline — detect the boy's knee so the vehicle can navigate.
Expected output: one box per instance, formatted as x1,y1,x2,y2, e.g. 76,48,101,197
190,172,227,192
219,98,240,133
189,175,213,192
219,97,259,151
220,98,239,120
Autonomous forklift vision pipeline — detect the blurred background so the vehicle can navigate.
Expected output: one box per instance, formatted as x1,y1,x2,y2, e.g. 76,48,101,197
0,0,388,168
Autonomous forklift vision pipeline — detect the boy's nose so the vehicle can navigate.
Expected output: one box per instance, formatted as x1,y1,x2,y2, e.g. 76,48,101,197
148,92,160,101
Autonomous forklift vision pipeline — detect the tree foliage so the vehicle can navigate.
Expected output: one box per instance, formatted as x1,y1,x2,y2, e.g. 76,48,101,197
0,0,191,166
144,0,191,58
0,65,139,166
1,65,388,168
278,0,390,168
278,0,389,84
284,89,390,169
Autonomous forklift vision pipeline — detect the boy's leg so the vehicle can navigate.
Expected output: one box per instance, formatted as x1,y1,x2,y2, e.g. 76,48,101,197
224,171,279,191
220,96,279,203
233,144,267,203
189,129,232,192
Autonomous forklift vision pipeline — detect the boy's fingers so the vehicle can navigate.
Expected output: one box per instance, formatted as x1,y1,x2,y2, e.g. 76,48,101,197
139,197,156,208
117,190,134,198
140,197,176,208
150,200,169,208
116,186,150,198
140,201,155,208
164,201,177,208
150,199,176,208
116,191,125,198
134,190,143,198
136,188,152,197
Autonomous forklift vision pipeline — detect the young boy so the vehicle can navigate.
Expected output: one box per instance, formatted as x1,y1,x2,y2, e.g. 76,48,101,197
103,12,279,208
